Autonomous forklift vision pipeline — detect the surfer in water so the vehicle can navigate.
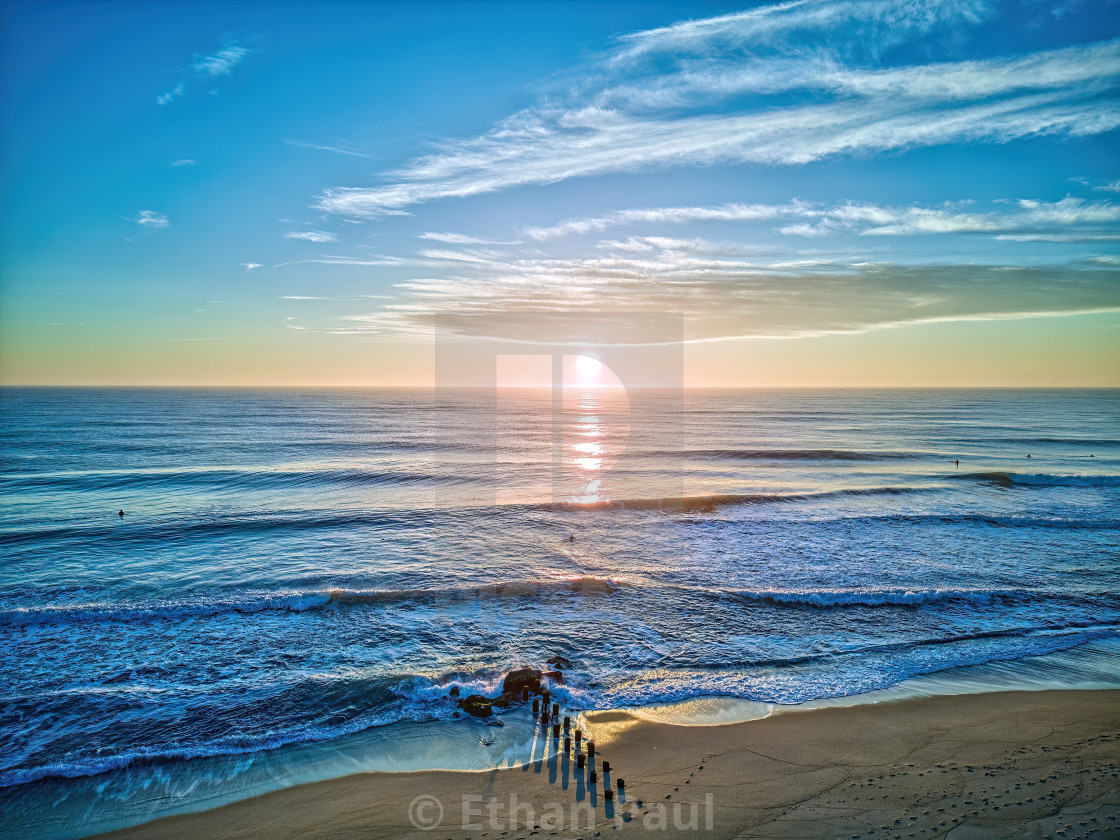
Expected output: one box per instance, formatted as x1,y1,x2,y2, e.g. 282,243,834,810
118,509,125,518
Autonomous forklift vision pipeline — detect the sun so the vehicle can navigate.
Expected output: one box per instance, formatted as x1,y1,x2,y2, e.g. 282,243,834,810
574,354,602,383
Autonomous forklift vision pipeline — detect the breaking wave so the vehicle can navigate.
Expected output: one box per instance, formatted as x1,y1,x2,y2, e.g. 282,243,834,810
538,486,928,512
0,577,621,627
956,472,1120,488
680,448,925,461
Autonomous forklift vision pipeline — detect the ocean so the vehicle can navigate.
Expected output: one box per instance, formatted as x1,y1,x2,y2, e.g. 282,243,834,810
2,387,1118,838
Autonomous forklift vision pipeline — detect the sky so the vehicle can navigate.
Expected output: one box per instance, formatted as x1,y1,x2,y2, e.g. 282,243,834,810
1,0,1118,386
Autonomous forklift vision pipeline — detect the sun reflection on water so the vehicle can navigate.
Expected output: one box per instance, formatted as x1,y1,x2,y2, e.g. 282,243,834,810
564,386,630,503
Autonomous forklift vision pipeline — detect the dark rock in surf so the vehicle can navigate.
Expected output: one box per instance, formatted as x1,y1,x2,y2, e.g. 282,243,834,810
546,655,573,670
449,686,460,698
501,667,542,698
542,669,565,685
458,695,493,717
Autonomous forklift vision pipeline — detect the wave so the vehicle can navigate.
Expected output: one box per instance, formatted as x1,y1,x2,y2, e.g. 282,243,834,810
0,466,463,493
0,668,554,788
991,437,1120,447
956,471,1120,488
538,486,928,512
679,448,924,462
0,696,413,788
677,621,1120,670
730,512,1120,530
0,510,416,548
0,487,927,547
8,624,1115,787
592,627,1120,709
0,577,621,627
723,587,1032,609
924,513,1118,529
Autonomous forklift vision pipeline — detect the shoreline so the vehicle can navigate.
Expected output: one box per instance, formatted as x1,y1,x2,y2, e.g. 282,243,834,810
92,688,1120,840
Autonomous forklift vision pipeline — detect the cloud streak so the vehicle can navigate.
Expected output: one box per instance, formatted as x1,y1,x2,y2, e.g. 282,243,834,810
522,197,1120,240
157,41,254,105
418,232,522,245
190,45,252,77
133,210,169,230
319,234,1120,343
312,1,1120,215
285,139,373,158
283,231,338,243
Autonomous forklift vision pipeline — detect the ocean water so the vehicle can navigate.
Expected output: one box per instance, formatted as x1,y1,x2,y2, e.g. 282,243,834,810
2,387,1119,838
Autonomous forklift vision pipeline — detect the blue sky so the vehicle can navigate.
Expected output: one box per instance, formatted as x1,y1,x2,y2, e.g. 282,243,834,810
2,0,1118,385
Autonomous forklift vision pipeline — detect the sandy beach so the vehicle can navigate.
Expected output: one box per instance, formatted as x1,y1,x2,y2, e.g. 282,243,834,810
96,689,1120,840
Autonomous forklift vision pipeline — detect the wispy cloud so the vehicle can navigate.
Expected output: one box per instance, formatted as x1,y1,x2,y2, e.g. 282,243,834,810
525,203,806,240
418,232,521,245
272,254,431,269
313,1,1120,215
190,44,252,77
285,139,372,158
241,262,263,271
1094,178,1120,192
283,231,338,243
157,41,254,105
522,197,1120,241
133,210,169,230
780,197,1120,237
156,83,185,106
171,159,197,167
995,233,1120,242
602,0,993,68
333,237,1120,343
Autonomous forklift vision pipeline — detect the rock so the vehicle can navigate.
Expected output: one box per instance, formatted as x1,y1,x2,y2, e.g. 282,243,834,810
449,686,460,698
546,655,573,670
542,669,565,684
458,695,493,717
501,667,542,698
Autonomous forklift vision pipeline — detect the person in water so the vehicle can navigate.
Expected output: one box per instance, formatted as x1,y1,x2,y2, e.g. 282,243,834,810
955,459,959,468
118,510,125,518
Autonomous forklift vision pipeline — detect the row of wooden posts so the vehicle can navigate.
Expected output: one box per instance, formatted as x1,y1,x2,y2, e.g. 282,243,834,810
528,689,624,798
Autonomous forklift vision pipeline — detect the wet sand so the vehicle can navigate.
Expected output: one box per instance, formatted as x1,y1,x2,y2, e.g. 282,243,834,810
98,689,1120,840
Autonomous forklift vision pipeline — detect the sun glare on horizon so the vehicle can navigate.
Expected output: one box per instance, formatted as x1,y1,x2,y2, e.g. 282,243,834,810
574,354,602,385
